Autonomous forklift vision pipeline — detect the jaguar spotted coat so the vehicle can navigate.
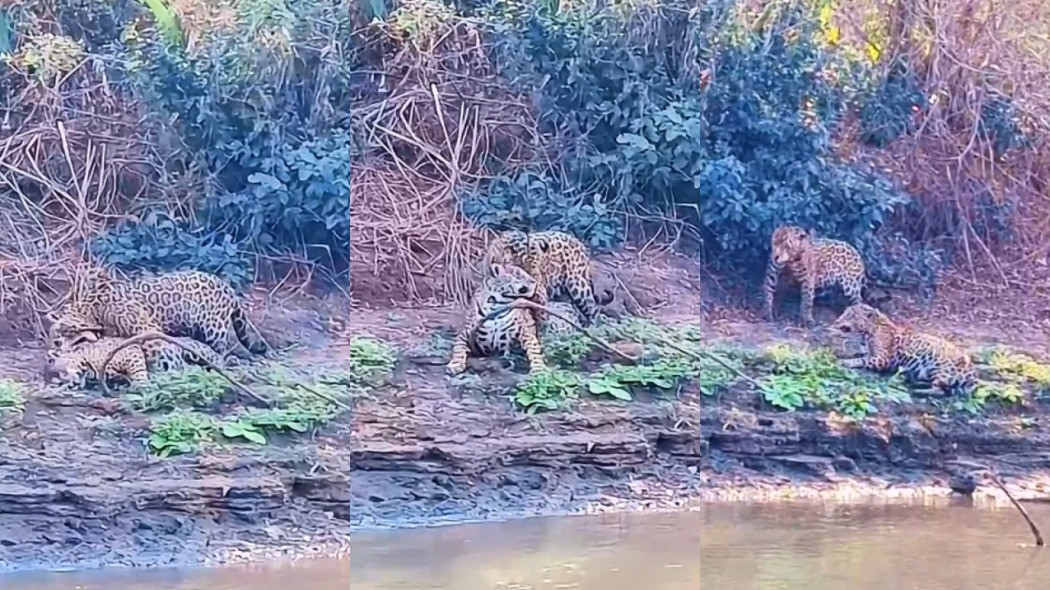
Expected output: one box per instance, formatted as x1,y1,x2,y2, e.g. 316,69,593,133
47,270,267,363
483,230,613,327
445,263,549,376
763,225,866,326
831,303,976,395
45,334,224,389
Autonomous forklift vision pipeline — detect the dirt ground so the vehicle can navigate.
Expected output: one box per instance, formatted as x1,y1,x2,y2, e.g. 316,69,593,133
0,290,355,573
348,248,1050,534
5,249,1050,573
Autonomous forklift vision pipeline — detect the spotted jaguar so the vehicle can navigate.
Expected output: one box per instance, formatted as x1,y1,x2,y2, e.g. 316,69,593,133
483,229,613,327
445,263,549,376
45,334,225,389
831,303,976,395
763,225,866,326
47,270,267,362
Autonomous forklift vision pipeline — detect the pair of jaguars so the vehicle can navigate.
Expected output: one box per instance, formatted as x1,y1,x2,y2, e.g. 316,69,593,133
445,230,613,376
765,225,976,396
45,270,267,389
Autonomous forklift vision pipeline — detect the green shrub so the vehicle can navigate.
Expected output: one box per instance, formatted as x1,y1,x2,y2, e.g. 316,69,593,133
89,213,254,290
105,0,352,273
473,0,919,274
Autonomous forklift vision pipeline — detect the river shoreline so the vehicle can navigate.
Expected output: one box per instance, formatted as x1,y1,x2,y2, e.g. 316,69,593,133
4,386,1049,573
6,290,1050,573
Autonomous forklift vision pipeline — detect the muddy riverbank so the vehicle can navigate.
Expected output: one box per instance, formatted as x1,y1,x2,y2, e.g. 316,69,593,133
349,340,1050,533
0,292,358,573
4,253,1050,573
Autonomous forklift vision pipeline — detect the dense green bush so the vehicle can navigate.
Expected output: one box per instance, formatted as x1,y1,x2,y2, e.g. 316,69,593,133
120,0,352,274
465,0,926,280
3,0,1032,296
1,0,352,280
89,213,254,290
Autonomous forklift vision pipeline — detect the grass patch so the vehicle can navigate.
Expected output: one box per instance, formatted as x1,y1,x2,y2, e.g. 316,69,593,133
0,379,26,418
754,343,911,420
348,337,398,380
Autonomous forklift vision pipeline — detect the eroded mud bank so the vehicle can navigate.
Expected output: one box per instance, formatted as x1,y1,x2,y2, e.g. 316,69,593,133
5,295,1050,574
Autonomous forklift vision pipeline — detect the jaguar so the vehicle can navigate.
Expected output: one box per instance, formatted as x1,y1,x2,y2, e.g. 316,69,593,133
831,303,976,395
45,334,224,389
763,225,866,326
47,270,267,362
483,229,613,326
445,263,549,376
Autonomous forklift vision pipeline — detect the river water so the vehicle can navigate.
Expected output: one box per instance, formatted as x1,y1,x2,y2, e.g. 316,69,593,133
7,502,1050,589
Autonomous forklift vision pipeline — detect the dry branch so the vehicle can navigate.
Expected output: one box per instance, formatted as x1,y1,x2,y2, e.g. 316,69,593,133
94,331,354,412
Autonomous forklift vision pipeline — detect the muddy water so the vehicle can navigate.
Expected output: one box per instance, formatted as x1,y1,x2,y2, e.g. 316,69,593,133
351,503,1050,590
6,503,1050,589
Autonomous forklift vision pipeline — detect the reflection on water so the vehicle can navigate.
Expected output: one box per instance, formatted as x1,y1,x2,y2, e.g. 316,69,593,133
350,502,1050,590
6,502,1050,589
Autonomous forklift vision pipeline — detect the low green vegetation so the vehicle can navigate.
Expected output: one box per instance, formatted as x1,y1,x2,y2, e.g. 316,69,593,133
513,319,708,414
505,318,1050,421
0,378,26,418
132,337,398,457
753,343,912,420
959,347,1050,415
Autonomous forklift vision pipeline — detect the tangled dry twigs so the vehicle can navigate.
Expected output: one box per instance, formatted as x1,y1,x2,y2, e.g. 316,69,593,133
0,34,195,338
350,8,541,305
835,0,1050,277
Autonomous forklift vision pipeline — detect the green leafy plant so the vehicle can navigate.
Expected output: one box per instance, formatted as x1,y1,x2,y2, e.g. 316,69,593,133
543,330,601,367
148,411,216,457
239,399,340,434
347,338,398,380
587,358,698,401
982,348,1050,390
89,212,253,291
513,370,580,413
220,419,268,445
126,367,230,412
0,379,25,415
953,382,1026,416
759,344,910,418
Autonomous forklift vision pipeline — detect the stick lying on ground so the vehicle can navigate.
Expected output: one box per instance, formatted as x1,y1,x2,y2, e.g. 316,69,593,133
94,331,351,411
949,459,1045,547
475,298,640,364
478,299,769,396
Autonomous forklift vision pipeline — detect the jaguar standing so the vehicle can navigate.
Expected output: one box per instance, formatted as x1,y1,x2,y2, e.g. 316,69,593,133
47,270,268,364
483,229,613,327
763,225,866,326
830,303,976,396
445,263,550,376
45,334,225,389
